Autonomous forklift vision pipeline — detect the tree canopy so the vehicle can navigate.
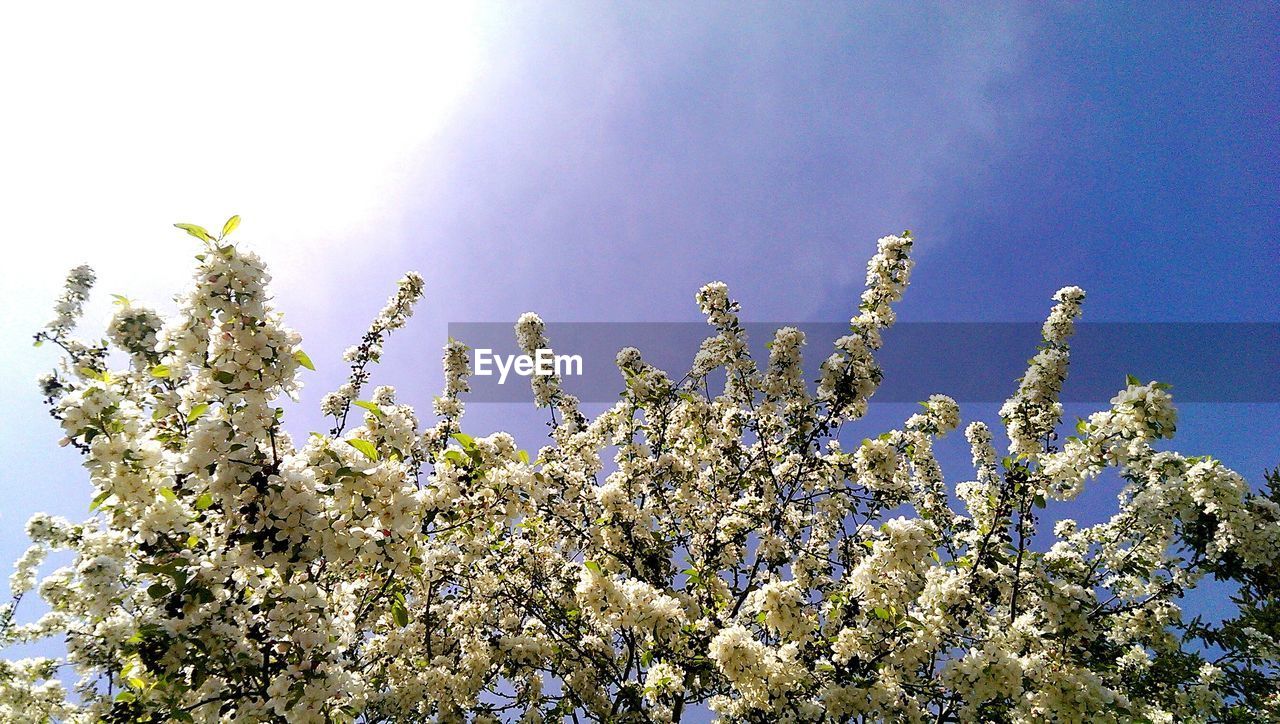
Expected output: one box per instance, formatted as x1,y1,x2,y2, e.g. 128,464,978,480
3,222,1277,722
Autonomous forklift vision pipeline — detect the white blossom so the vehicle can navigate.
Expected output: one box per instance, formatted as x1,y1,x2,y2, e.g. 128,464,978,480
3,227,1275,722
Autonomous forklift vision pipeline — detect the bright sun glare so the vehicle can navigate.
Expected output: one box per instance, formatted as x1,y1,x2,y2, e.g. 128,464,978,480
0,3,482,327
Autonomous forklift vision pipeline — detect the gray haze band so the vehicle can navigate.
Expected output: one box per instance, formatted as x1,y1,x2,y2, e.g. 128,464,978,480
445,323,1279,404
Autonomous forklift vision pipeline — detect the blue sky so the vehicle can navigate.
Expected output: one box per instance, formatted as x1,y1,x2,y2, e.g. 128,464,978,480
0,0,1276,681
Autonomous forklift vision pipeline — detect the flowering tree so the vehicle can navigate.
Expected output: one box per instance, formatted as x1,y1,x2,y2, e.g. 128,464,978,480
2,220,1277,723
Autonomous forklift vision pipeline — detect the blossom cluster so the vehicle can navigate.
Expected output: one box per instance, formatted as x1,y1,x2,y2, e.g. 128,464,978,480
2,222,1277,722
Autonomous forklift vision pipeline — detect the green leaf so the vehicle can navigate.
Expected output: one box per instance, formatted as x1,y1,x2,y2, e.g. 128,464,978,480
89,489,113,512
442,450,465,465
452,432,475,448
347,439,379,461
873,607,891,620
186,403,210,424
293,349,315,371
517,449,530,464
1126,374,1141,387
214,370,235,384
115,691,136,703
1033,494,1047,509
584,560,603,575
391,599,409,627
149,365,170,379
79,367,108,382
221,215,240,239
147,583,170,599
353,400,383,417
110,294,130,306
174,223,214,242
195,493,214,511
158,487,177,502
